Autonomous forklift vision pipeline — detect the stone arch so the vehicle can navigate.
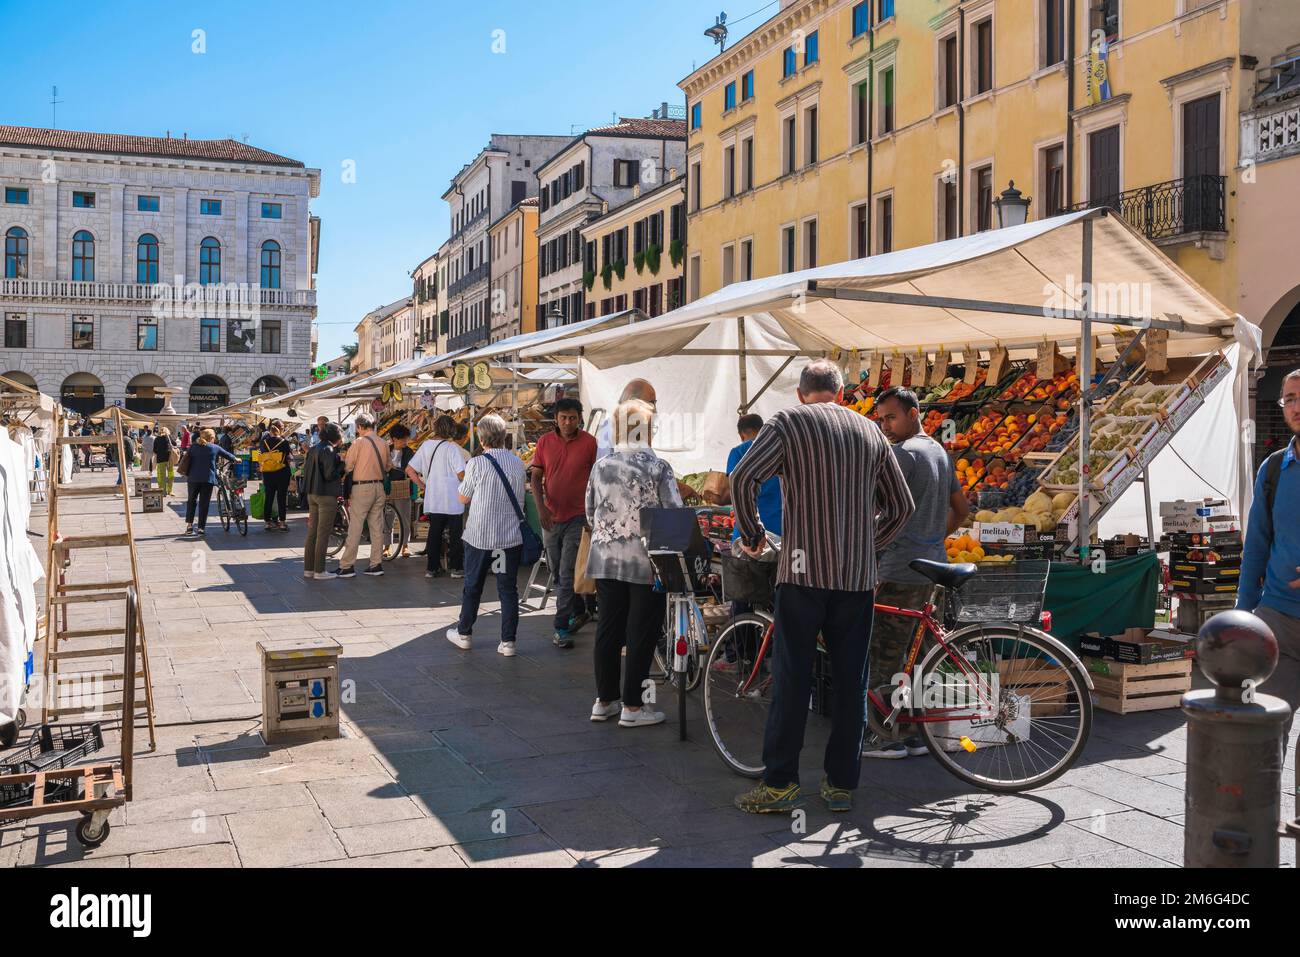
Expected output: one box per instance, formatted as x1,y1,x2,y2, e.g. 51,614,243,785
61,371,104,418
188,374,229,415
126,373,168,415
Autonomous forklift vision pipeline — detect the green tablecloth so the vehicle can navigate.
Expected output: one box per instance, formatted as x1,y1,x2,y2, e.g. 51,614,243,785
1043,551,1161,650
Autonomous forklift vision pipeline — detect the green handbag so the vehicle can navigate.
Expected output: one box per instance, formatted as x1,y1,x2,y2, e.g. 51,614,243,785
249,487,266,521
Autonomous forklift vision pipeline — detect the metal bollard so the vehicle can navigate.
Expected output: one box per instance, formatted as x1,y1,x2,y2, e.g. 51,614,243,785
1183,610,1289,868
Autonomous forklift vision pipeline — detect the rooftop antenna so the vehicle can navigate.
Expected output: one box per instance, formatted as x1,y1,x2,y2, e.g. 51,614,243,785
50,86,63,128
705,12,729,51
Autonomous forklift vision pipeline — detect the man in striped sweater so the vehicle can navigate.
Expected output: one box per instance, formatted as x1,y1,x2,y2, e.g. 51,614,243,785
731,359,915,814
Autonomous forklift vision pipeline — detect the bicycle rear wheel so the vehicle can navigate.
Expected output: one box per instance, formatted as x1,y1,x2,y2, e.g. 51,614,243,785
234,496,248,537
916,624,1092,792
702,612,774,778
217,488,231,532
381,503,408,561
327,508,347,558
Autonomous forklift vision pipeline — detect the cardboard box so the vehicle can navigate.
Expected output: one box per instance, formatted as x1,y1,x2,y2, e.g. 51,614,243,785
1159,498,1229,519
1169,577,1240,596
1080,629,1195,665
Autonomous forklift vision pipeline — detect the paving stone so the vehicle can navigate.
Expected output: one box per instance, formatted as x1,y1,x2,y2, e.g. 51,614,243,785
453,832,578,867
1066,810,1187,864
523,796,666,857
126,783,314,826
21,815,233,865
307,775,425,828
377,747,487,791
296,846,466,868
225,805,346,867
435,722,542,766
131,843,243,868
1061,764,1187,816
332,808,537,857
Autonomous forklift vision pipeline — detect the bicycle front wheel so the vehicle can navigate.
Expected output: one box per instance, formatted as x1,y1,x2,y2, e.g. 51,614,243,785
703,612,774,778
327,509,347,558
234,496,248,536
381,503,408,561
916,624,1093,792
217,488,232,532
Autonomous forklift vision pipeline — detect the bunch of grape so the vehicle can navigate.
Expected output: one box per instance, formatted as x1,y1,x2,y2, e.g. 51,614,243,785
1046,413,1080,452
1003,466,1044,508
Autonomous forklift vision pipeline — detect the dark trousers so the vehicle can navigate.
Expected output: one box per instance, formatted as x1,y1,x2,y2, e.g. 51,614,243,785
458,543,521,641
426,513,464,572
263,469,291,524
762,583,875,791
544,516,585,631
593,578,665,708
304,495,339,574
185,482,215,530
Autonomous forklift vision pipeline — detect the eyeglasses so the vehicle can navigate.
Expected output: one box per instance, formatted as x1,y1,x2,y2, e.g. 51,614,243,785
1280,396,1300,409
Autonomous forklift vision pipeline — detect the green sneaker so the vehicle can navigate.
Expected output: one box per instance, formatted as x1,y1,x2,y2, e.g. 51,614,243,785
734,782,802,814
820,777,852,813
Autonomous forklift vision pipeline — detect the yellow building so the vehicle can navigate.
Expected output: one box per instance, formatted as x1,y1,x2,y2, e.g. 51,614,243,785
580,178,687,319
489,198,540,340
680,0,1299,336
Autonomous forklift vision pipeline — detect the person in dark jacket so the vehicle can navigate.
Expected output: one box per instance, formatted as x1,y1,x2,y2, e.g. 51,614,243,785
303,422,346,580
258,422,293,532
183,428,239,537
113,431,137,488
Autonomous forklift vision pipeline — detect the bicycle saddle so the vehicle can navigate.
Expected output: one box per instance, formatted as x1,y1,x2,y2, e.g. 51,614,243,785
908,559,979,590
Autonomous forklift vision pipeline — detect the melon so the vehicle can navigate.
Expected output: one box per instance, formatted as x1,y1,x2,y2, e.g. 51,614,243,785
1023,491,1054,515
975,509,998,523
1052,491,1077,511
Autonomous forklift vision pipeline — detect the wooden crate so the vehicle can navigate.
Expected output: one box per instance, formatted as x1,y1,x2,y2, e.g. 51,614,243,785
1085,656,1192,714
997,659,1070,717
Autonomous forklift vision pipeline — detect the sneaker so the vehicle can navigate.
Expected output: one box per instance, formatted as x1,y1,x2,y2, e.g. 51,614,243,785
820,777,853,813
314,571,339,581
734,782,803,815
449,569,465,579
903,736,929,757
618,707,665,728
363,565,385,577
425,571,437,579
590,699,622,722
497,641,517,657
336,567,357,579
445,627,471,650
183,526,195,538
196,528,206,537
303,571,316,580
552,629,574,649
862,734,909,760
568,612,591,632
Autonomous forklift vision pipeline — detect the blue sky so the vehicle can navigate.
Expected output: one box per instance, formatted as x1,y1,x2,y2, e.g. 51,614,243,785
4,0,759,360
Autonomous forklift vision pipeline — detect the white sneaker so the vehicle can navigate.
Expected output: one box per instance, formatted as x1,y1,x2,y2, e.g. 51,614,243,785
445,627,471,650
314,571,338,581
303,571,316,580
618,707,666,728
591,699,622,722
450,569,465,579
497,641,517,657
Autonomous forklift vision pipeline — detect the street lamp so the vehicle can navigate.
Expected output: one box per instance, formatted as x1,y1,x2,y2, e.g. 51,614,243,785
995,180,1032,228
546,306,565,330
413,341,425,360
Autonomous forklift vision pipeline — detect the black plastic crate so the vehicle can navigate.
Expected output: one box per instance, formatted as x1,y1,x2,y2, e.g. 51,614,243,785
1,723,104,777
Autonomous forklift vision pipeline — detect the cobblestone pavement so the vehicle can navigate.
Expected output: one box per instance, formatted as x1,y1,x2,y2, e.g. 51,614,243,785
3,471,1295,868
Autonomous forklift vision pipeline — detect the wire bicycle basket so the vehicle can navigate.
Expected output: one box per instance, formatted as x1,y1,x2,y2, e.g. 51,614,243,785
949,560,1051,626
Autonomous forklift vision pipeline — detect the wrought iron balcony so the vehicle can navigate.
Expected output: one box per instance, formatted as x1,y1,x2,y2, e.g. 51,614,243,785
1068,174,1226,241
447,263,490,299
0,278,316,307
449,206,489,243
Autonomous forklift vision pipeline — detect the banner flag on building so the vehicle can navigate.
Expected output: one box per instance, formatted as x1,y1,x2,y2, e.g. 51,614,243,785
1087,36,1112,106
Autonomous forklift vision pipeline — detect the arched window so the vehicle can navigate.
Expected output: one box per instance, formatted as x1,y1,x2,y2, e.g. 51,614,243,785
136,234,159,284
3,227,27,279
259,240,281,289
199,236,221,285
72,230,95,281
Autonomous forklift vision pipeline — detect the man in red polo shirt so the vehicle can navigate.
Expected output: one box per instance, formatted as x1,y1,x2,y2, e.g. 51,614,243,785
530,397,598,649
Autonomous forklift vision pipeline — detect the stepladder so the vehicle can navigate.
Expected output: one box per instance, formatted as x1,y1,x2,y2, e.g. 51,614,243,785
43,406,157,752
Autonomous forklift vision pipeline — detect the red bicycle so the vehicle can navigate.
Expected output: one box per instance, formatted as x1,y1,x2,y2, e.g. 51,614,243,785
703,556,1093,793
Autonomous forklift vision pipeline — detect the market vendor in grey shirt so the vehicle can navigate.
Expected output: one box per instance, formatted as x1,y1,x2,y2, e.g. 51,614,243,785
866,386,970,760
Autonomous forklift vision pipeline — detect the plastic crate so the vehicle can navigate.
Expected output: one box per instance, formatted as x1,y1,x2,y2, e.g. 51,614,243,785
950,560,1051,625
1,723,105,777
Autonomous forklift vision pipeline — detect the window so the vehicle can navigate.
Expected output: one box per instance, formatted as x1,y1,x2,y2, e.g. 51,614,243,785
691,103,702,130
805,31,819,66
974,19,994,94
136,234,159,284
137,317,158,351
670,202,685,242
1042,144,1065,217
805,105,819,165
137,194,159,212
783,46,797,78
200,198,222,215
262,320,282,354
72,230,95,281
725,82,737,111
974,166,994,232
941,34,959,108
4,314,25,348
852,204,868,258
742,70,755,101
783,114,797,174
875,197,892,253
740,238,754,281
853,2,870,36
72,191,95,208
72,317,94,349
782,225,797,272
199,237,221,285
742,136,755,191
5,187,29,205
853,80,869,146
879,68,895,134
613,159,641,188
197,317,219,352
261,202,282,219
4,227,28,278
1092,0,1119,40
878,0,895,19
690,161,702,211
260,240,282,289
804,219,818,268
724,145,736,199
722,244,736,287
1042,0,1065,67
941,178,960,239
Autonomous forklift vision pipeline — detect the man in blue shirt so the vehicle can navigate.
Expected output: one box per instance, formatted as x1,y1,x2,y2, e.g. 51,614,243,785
727,414,782,540
1239,368,1300,746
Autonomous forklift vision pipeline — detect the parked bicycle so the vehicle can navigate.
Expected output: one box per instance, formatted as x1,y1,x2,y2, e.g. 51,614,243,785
704,546,1093,793
215,461,249,537
326,495,409,561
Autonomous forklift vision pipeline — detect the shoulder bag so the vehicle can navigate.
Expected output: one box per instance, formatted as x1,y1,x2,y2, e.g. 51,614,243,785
363,436,392,496
482,453,542,565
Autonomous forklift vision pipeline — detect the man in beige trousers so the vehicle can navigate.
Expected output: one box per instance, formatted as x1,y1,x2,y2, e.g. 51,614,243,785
337,414,391,578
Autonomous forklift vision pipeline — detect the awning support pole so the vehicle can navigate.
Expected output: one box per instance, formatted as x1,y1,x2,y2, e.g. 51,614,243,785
1078,219,1094,566
742,355,797,414
736,317,749,412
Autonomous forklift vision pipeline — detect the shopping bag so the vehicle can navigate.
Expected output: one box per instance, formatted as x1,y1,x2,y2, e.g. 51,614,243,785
249,487,266,521
574,527,597,595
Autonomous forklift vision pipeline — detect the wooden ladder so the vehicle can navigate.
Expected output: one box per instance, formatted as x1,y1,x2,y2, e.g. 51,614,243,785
43,406,157,751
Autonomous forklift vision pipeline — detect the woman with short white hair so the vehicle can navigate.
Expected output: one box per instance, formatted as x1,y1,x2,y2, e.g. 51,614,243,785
446,414,528,656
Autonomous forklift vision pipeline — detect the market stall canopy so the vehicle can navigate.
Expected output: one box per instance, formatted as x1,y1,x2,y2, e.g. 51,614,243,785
522,210,1243,368
87,407,155,429
455,309,646,365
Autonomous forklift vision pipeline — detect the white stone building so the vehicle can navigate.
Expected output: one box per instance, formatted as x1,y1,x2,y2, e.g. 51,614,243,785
0,125,320,416
536,117,686,328
441,134,570,351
